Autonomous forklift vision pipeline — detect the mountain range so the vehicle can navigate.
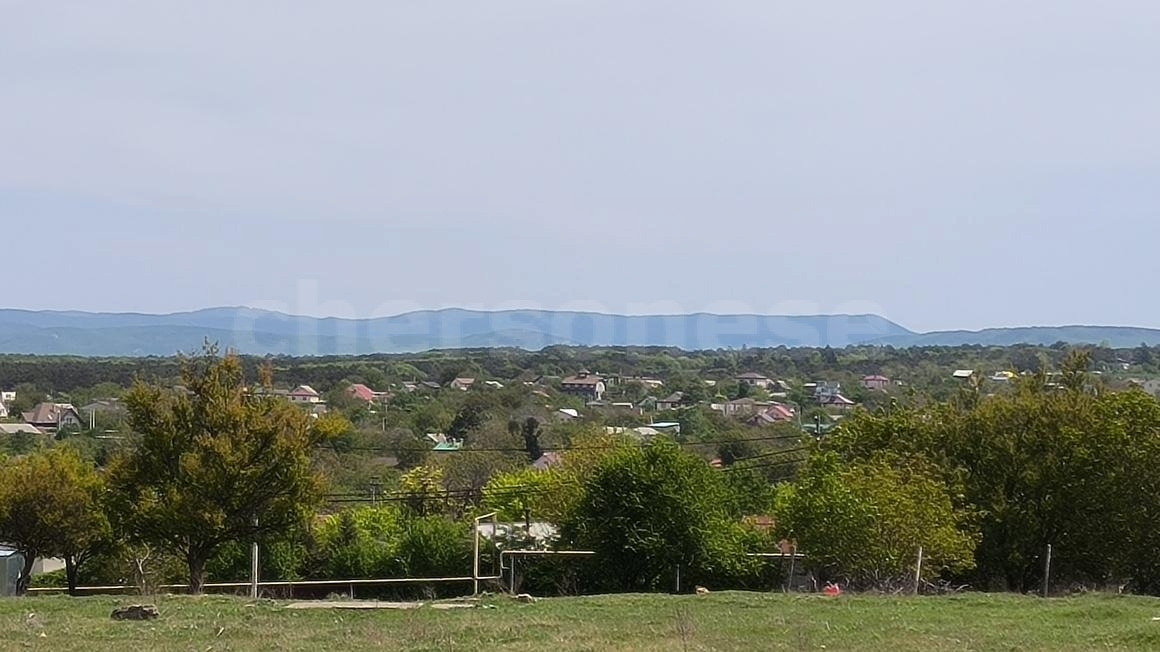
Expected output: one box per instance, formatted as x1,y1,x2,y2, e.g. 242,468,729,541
0,308,1158,356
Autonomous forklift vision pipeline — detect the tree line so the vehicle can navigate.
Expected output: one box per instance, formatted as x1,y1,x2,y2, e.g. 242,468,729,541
5,348,1160,597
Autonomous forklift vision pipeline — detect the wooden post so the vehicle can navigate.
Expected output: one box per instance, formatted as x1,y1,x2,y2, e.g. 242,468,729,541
913,546,924,595
1042,544,1053,598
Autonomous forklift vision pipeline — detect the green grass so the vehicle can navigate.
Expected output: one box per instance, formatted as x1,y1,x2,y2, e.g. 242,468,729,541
2,592,1159,651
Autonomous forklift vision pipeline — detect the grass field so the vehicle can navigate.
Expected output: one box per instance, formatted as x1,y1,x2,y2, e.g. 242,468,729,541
2,591,1159,651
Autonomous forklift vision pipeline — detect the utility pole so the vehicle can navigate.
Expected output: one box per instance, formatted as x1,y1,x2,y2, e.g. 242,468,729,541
370,476,382,508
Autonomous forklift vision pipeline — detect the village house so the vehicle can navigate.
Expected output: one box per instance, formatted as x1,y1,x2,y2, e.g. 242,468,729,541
561,371,606,401
1128,379,1160,398
748,403,797,426
736,372,774,389
288,385,322,403
861,375,890,391
532,452,561,471
0,423,45,435
0,391,18,419
818,393,857,410
714,397,774,418
655,391,684,411
347,383,390,404
619,376,665,390
22,403,84,432
249,386,290,399
347,383,376,403
449,377,476,391
80,399,124,415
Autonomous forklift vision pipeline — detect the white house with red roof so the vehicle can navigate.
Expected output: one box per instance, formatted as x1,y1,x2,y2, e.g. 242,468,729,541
288,385,321,403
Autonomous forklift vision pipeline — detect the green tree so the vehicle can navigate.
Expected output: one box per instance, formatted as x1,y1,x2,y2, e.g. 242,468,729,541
482,467,562,529
0,447,110,595
396,466,448,517
561,440,755,591
395,516,472,580
519,417,543,462
312,506,405,579
774,454,977,588
447,394,491,441
109,346,342,593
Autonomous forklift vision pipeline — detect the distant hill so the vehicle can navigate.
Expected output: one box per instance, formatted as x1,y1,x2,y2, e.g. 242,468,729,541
0,308,909,356
872,326,1160,349
0,308,1157,355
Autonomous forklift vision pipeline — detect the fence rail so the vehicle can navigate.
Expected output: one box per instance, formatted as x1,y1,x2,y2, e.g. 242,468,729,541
26,549,805,598
27,575,504,597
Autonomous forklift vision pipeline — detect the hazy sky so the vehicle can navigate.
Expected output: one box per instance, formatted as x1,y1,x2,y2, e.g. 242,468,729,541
3,1,1158,332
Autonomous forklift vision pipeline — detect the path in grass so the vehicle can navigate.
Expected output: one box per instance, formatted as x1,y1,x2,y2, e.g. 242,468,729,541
2,591,1159,651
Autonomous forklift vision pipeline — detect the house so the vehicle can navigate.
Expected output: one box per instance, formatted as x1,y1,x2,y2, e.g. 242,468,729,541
80,399,124,415
716,397,771,417
249,386,290,399
345,380,378,401
484,380,505,390
655,392,684,411
0,401,6,419
288,385,321,403
560,371,605,401
749,403,796,426
0,423,45,436
648,421,681,436
603,425,668,440
420,381,442,391
1,391,15,404
1128,379,1160,397
813,381,842,398
532,452,561,471
736,372,773,389
861,375,890,391
818,393,856,410
449,377,476,391
952,369,975,380
621,376,665,390
556,408,581,421
21,403,83,431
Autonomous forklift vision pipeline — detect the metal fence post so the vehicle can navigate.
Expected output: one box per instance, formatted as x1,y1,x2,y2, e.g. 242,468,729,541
913,546,924,595
786,546,797,592
250,516,259,599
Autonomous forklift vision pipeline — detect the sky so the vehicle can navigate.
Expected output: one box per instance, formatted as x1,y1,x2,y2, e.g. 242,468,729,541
2,1,1159,333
